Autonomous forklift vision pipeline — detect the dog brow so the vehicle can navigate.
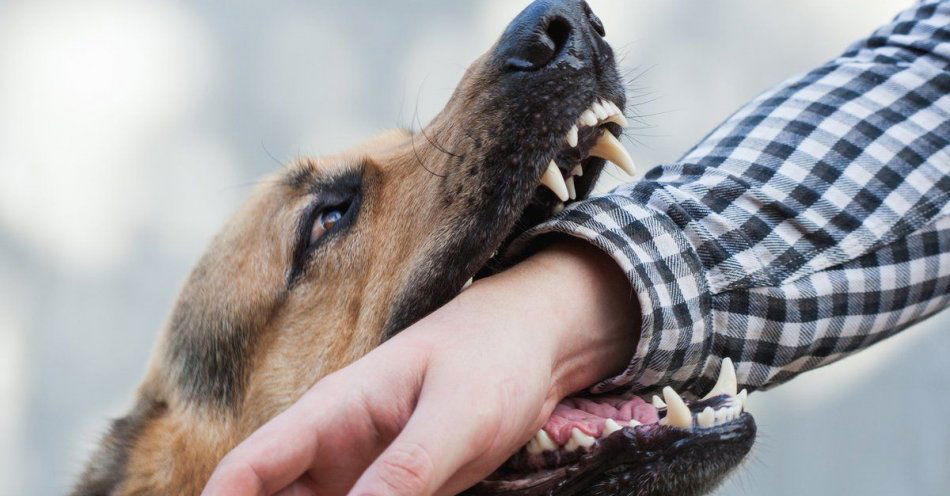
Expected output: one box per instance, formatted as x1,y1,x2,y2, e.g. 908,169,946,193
283,160,319,190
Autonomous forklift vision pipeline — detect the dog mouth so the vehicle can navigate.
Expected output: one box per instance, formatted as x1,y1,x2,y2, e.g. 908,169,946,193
468,97,632,286
466,359,756,496
536,98,634,210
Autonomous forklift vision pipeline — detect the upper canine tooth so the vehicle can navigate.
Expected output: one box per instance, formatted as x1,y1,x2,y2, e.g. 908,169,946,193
592,101,608,120
661,387,692,430
602,418,624,437
566,125,579,147
702,357,738,400
566,176,577,200
541,161,569,201
579,110,598,127
571,165,583,177
590,132,637,176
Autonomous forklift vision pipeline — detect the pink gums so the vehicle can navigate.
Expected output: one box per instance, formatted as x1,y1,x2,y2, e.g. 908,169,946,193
543,396,660,444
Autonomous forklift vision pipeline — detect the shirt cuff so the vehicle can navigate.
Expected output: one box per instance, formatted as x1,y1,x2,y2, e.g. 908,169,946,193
506,193,715,395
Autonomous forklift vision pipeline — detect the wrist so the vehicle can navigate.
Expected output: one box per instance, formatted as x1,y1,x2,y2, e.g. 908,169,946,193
467,238,639,398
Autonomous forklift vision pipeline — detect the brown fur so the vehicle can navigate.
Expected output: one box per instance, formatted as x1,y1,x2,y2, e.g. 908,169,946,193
75,63,565,496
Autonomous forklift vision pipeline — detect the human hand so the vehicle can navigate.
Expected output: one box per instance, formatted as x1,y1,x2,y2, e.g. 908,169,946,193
202,239,638,496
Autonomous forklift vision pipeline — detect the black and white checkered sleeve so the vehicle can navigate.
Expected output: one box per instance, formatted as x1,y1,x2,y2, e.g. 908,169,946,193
511,0,950,396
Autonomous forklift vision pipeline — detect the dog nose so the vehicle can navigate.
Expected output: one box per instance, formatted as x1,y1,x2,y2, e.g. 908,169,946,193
496,0,606,71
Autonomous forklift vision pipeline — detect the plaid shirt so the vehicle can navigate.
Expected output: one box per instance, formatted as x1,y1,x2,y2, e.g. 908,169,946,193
513,0,950,396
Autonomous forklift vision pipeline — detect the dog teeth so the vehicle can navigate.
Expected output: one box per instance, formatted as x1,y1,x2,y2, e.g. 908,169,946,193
462,278,473,289
602,418,624,438
591,101,608,120
540,160,569,201
737,389,748,407
566,125,579,147
565,176,576,200
652,395,666,409
697,407,715,429
571,164,583,177
580,109,598,127
604,112,629,128
526,429,557,454
565,428,596,452
576,99,628,130
702,357,738,400
590,132,637,176
660,387,692,430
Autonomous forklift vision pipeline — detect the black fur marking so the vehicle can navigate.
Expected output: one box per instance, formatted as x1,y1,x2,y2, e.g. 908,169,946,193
165,270,272,409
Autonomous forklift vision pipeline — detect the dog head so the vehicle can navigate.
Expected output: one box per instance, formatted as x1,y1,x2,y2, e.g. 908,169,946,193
74,1,754,495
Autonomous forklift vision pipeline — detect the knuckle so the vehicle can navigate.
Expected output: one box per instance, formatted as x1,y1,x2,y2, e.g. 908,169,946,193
373,442,434,496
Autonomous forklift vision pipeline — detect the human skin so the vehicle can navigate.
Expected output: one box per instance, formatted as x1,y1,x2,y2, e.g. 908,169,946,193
202,239,639,496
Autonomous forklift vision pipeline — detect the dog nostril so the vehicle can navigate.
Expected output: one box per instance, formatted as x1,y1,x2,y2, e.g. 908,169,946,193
545,17,571,57
583,1,606,37
504,16,572,71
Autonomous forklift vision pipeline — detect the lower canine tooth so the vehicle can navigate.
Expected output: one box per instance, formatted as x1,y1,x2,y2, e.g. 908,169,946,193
590,132,637,176
541,161,569,201
566,176,576,200
660,387,693,430
567,125,579,147
602,419,623,437
462,278,473,289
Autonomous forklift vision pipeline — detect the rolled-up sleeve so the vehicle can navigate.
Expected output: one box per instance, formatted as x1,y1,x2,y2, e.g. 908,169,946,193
509,0,950,397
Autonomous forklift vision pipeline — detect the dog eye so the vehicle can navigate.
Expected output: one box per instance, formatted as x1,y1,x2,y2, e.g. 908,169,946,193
310,206,345,245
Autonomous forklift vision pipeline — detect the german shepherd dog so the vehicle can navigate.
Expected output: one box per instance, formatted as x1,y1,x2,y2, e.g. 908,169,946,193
74,1,755,494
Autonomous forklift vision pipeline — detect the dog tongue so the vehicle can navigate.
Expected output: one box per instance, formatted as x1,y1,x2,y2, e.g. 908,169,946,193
542,396,659,444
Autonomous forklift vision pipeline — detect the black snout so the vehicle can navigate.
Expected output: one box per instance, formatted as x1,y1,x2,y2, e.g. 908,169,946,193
497,0,607,71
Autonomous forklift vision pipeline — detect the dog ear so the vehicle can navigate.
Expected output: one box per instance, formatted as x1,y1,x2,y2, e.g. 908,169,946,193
71,397,166,496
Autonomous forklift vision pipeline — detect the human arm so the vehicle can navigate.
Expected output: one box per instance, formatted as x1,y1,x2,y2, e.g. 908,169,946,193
508,0,950,396
202,239,639,496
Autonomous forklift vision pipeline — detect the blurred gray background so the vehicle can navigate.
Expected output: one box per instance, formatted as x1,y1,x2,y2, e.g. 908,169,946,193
1,1,947,494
